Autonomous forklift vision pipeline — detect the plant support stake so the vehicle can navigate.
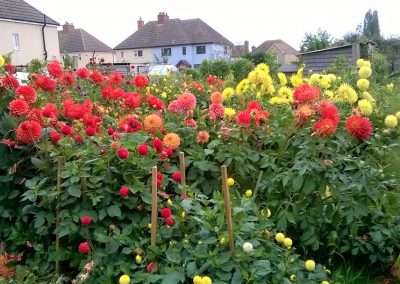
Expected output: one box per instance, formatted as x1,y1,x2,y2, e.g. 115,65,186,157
56,156,64,274
151,166,158,247
221,165,235,252
179,152,186,196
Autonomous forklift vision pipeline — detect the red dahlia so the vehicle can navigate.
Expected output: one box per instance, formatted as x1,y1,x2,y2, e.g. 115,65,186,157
47,61,63,78
165,216,174,226
118,148,129,159
293,84,320,104
15,86,37,105
171,172,181,182
160,208,172,218
80,216,92,225
78,242,90,254
15,120,42,144
119,186,129,197
133,75,149,88
137,144,148,155
76,68,89,79
34,75,56,92
312,118,337,137
9,99,29,117
345,115,373,140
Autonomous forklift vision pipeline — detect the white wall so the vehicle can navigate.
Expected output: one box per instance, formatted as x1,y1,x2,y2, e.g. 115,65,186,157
61,51,114,68
0,20,60,65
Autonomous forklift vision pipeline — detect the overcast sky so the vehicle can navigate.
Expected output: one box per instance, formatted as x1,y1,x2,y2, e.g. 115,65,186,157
26,0,399,50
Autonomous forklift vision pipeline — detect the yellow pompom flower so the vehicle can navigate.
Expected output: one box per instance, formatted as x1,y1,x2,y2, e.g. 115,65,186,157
261,208,271,218
319,75,331,89
283,237,293,248
202,276,212,284
324,90,334,99
309,73,321,85
181,211,186,218
321,281,329,284
336,84,358,104
387,83,394,91
227,178,235,186
220,237,226,245
135,254,142,264
0,55,4,67
305,260,316,271
396,111,400,121
167,199,173,205
359,66,372,79
222,87,234,100
357,59,371,68
358,99,373,116
119,274,130,284
290,74,303,87
324,185,332,198
256,63,270,74
275,233,285,243
278,86,293,98
297,64,305,76
327,73,336,82
224,107,236,117
147,223,152,229
193,275,202,284
269,96,289,105
361,91,375,104
357,78,369,90
236,79,249,95
277,72,287,85
385,115,398,128
245,190,252,198
161,92,167,98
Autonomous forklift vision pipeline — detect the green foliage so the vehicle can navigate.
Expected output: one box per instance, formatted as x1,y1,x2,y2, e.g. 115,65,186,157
63,54,73,70
243,52,279,74
300,29,333,52
229,58,254,83
198,60,231,79
27,58,46,74
363,9,381,41
371,52,390,82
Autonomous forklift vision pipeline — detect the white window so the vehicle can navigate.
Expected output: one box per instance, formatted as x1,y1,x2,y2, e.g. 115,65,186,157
224,46,228,55
196,45,206,54
12,34,20,50
134,50,143,57
79,54,82,60
121,51,124,58
161,48,171,57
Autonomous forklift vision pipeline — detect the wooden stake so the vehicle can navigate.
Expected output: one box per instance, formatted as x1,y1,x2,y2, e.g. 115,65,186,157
221,165,235,253
81,177,87,202
179,152,186,196
55,156,63,274
151,166,158,247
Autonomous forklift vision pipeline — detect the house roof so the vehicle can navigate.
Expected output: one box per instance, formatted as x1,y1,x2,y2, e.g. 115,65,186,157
298,44,354,55
232,44,248,58
114,18,233,50
253,39,297,55
0,0,59,25
58,29,113,53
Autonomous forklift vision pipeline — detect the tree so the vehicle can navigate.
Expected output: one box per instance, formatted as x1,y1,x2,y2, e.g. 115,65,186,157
363,9,381,40
300,29,332,52
242,52,279,74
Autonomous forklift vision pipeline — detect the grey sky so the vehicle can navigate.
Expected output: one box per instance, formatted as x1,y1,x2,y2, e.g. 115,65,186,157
26,0,399,50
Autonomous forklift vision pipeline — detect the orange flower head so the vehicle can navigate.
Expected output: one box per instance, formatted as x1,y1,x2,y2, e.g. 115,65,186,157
210,92,223,103
295,104,314,125
143,114,163,133
111,141,121,150
163,133,180,149
196,130,210,143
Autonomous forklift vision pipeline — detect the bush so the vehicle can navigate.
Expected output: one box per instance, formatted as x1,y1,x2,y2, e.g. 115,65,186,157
198,60,231,79
229,58,254,83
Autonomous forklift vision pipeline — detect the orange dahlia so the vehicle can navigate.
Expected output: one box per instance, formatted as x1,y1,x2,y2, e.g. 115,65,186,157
163,133,180,149
144,114,163,133
196,131,210,143
295,104,314,125
210,92,223,103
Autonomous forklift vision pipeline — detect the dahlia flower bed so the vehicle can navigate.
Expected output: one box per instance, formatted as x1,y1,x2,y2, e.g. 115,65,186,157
0,58,399,283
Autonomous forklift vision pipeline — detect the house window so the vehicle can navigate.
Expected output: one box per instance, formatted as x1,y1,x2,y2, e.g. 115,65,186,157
182,47,186,55
121,51,124,58
224,46,228,55
196,45,206,54
161,48,171,57
12,34,20,50
78,54,82,60
134,50,143,57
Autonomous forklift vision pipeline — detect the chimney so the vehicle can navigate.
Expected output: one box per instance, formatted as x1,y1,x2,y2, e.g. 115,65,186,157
244,40,249,53
157,12,169,24
62,22,74,32
137,17,144,29
251,45,256,52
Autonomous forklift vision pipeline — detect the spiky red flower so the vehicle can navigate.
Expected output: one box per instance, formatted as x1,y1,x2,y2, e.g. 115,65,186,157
78,242,90,254
90,70,104,85
119,115,141,133
124,92,141,109
15,120,42,144
34,75,56,91
345,115,373,140
61,125,72,136
0,75,19,90
236,110,251,126
74,135,84,144
9,99,29,117
293,84,320,104
160,208,172,218
137,144,148,155
320,105,340,125
108,72,123,86
247,100,261,111
171,172,181,182
59,72,75,86
80,216,92,225
147,262,155,273
133,75,148,88
118,148,129,159
47,61,63,78
76,68,90,79
15,86,37,105
312,118,337,137
28,108,44,126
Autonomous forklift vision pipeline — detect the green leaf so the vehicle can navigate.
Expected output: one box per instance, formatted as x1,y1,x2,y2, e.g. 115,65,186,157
292,175,304,191
31,157,46,169
186,262,196,277
107,205,121,218
161,271,185,284
67,184,81,198
302,176,315,194
250,260,271,277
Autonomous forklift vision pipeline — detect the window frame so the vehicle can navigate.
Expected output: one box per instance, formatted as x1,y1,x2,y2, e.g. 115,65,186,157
12,34,20,50
134,50,143,58
161,48,172,57
196,45,206,54
182,46,186,55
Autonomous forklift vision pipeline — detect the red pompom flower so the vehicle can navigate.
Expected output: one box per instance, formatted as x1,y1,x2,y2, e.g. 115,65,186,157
137,144,148,155
78,242,90,254
118,148,129,159
160,208,172,218
80,216,92,225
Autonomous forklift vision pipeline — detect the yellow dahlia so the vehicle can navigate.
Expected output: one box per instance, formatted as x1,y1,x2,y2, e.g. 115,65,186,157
357,59,371,68
269,96,289,105
278,86,293,98
360,91,375,105
222,87,234,100
0,55,4,67
327,73,337,82
277,72,287,86
224,107,236,117
309,73,321,85
387,83,394,91
324,90,335,99
290,74,303,87
357,78,369,90
236,79,249,95
358,66,372,79
163,133,181,149
336,84,358,104
358,99,373,116
255,63,270,74
385,115,398,128
320,75,331,89
396,111,400,121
